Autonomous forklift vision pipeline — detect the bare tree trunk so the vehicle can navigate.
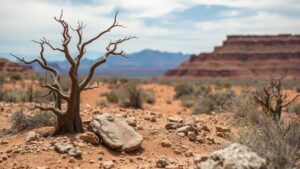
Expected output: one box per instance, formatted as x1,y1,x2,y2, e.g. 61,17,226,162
52,85,83,135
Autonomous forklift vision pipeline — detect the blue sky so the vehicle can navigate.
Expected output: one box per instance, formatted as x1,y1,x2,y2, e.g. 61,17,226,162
1,0,300,61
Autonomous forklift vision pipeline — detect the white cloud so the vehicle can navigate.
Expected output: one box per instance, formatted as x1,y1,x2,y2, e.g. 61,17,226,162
1,0,300,59
195,12,300,32
219,10,240,17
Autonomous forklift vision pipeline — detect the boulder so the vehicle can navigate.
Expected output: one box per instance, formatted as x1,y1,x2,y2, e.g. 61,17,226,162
194,143,267,169
91,113,143,152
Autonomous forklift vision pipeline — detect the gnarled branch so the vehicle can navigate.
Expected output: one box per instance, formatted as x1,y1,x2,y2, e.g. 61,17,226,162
82,81,99,91
40,84,69,100
79,36,135,90
32,103,64,116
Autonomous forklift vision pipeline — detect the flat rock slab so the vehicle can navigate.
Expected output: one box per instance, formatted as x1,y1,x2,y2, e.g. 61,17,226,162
91,113,143,152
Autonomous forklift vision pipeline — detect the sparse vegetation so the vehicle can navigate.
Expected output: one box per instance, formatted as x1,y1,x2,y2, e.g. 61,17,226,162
229,78,300,169
287,103,300,115
174,83,194,98
9,73,22,81
3,111,56,134
193,90,235,114
252,78,300,121
142,89,156,104
105,83,143,108
97,99,110,107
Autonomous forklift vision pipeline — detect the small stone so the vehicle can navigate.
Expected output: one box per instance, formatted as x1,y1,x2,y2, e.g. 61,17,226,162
206,137,215,144
89,160,95,164
36,166,50,169
177,132,185,137
196,136,204,144
5,149,12,154
69,157,75,163
126,117,137,127
68,147,82,158
150,116,156,122
200,126,210,132
2,155,8,161
79,132,100,145
103,160,114,169
26,131,39,143
161,139,172,147
98,156,103,161
176,126,191,134
0,140,8,145
187,131,196,142
156,157,169,168
215,126,230,133
165,122,183,130
167,116,183,123
54,143,73,154
184,150,193,157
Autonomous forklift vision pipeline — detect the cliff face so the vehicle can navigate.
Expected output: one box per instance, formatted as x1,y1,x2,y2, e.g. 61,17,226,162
0,58,34,73
165,34,300,79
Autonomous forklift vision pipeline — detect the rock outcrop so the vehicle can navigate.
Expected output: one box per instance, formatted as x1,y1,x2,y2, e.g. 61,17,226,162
90,113,143,152
0,58,34,73
194,143,267,169
165,34,300,79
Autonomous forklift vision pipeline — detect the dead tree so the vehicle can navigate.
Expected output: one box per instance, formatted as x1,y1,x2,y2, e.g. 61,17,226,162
253,78,300,122
10,11,134,135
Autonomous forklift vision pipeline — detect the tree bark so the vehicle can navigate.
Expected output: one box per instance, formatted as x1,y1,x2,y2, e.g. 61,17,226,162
52,86,83,135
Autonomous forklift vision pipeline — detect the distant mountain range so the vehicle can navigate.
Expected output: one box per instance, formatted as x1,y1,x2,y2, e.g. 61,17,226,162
33,49,189,77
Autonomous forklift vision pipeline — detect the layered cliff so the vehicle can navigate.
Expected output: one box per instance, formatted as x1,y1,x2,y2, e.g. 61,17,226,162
0,58,34,73
165,34,300,79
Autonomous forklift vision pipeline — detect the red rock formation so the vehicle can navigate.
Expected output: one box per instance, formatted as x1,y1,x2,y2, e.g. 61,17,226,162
165,34,300,79
0,58,34,73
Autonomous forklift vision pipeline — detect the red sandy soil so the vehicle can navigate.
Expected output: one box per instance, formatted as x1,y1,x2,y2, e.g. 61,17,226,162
0,82,299,168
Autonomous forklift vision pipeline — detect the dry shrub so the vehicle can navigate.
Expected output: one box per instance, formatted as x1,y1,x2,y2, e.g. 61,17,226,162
142,90,156,104
105,82,143,108
174,83,194,98
287,103,300,115
238,113,300,169
97,99,110,107
230,92,300,169
193,90,235,115
5,111,56,134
